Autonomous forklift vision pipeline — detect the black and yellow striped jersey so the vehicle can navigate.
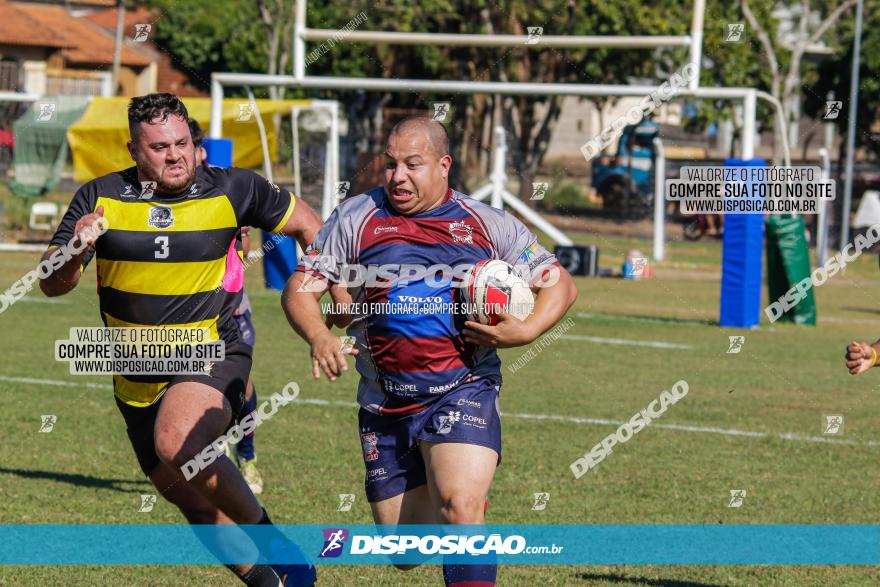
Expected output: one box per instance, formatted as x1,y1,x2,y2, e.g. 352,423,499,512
49,166,296,406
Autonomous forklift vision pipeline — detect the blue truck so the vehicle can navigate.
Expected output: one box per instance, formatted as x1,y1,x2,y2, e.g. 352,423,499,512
591,120,660,219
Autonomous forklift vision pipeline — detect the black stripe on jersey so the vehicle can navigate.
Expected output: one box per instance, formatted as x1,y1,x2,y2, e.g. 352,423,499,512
99,287,227,327
96,228,237,263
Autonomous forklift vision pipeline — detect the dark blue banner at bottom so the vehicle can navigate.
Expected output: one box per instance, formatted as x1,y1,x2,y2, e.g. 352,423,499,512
0,525,877,565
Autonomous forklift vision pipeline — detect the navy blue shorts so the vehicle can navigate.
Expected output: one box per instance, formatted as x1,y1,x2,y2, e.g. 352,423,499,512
358,377,501,503
233,310,255,347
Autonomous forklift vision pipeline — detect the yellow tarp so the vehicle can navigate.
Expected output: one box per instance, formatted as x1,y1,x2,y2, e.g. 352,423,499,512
68,97,311,182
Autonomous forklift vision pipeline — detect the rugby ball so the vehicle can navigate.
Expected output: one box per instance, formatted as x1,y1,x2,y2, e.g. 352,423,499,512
461,259,535,325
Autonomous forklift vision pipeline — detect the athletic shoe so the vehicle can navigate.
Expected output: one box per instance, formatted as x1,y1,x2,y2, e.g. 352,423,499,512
241,459,264,495
270,540,316,587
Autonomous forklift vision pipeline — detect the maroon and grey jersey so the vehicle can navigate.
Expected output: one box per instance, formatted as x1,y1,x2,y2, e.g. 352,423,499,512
296,186,558,416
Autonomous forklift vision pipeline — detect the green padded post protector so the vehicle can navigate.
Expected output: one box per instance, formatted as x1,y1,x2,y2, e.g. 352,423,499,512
765,215,816,325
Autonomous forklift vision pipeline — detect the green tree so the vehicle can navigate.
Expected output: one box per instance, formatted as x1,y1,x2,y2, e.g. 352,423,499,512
804,1,880,160
692,1,857,160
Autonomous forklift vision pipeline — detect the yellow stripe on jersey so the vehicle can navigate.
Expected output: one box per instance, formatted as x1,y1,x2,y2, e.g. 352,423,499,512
270,192,296,234
105,312,220,406
103,312,221,342
113,375,169,407
95,195,237,232
97,257,227,295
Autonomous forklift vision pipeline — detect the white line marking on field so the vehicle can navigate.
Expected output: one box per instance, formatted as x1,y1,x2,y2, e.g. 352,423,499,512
5,375,877,447
20,297,71,304
0,375,110,389
290,397,877,447
0,243,49,252
560,334,693,350
819,315,880,326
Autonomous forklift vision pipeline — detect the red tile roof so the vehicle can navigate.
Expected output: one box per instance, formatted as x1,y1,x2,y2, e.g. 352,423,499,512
10,1,153,67
0,0,68,48
86,6,206,96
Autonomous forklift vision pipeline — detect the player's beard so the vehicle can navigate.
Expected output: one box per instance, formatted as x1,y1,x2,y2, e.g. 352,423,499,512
140,159,196,196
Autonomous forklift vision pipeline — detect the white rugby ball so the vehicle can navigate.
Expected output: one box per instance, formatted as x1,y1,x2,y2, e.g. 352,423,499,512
461,259,535,325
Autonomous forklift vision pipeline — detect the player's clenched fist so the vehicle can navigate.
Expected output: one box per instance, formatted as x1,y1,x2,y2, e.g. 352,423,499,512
845,341,877,375
310,331,358,382
73,205,107,252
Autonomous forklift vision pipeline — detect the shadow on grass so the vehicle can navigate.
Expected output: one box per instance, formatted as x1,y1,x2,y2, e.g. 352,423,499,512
576,572,728,587
0,466,150,493
842,306,880,316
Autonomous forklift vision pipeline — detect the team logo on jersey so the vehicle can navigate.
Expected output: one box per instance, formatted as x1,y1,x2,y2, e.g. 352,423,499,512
519,242,541,263
148,206,174,229
374,224,399,235
361,432,379,462
448,221,473,244
121,184,137,198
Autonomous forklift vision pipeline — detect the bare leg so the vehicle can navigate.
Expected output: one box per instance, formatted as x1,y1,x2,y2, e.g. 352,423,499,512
153,381,262,524
149,460,257,577
421,442,496,524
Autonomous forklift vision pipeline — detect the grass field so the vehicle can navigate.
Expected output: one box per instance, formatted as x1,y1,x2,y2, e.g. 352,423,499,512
2,231,880,586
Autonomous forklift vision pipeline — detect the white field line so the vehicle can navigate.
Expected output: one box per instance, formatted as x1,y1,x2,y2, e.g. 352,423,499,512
19,297,71,304
560,334,692,350
3,375,876,448
0,375,110,389
293,397,877,447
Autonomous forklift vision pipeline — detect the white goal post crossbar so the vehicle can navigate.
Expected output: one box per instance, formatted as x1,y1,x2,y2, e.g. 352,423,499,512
293,0,706,91
206,84,340,220
209,74,784,231
210,0,791,248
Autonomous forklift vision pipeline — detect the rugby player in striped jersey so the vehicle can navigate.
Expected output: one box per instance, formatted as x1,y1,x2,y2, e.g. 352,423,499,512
40,93,319,586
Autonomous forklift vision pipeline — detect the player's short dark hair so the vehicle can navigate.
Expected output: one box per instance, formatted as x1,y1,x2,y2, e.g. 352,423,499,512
388,115,450,157
128,93,189,138
188,118,205,147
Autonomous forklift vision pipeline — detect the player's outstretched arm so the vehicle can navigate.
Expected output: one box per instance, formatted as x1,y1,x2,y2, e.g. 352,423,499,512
39,205,106,297
325,284,353,329
279,197,323,251
463,266,578,349
845,340,879,375
282,272,358,381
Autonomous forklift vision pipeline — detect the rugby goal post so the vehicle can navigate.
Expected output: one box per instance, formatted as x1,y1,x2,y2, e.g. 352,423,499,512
208,0,791,326
203,88,339,290
230,0,786,243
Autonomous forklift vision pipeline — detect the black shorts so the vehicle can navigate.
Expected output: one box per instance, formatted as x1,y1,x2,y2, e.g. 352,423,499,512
114,342,252,477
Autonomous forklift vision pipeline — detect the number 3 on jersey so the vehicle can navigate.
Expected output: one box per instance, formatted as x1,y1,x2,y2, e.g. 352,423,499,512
154,236,169,259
